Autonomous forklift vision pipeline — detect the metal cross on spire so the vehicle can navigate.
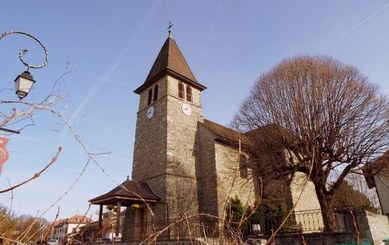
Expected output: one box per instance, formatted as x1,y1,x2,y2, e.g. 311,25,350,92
168,21,173,37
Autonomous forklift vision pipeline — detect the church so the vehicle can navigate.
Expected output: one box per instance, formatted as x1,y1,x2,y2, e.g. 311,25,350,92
90,33,320,243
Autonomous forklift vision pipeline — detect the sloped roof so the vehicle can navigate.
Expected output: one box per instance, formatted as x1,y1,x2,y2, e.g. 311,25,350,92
363,150,389,188
201,119,253,148
134,36,206,94
53,215,93,226
89,178,160,205
244,123,300,147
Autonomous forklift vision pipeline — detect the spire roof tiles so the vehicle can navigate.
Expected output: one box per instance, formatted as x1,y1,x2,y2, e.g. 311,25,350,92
134,36,206,94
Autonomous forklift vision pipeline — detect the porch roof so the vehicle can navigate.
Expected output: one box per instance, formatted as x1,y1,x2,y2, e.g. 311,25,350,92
89,178,161,206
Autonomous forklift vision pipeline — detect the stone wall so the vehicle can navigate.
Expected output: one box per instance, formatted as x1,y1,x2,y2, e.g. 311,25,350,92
214,141,255,214
265,232,371,245
132,76,168,182
195,123,256,229
196,123,219,224
132,75,205,223
290,172,324,232
365,212,389,245
165,76,204,219
290,172,321,212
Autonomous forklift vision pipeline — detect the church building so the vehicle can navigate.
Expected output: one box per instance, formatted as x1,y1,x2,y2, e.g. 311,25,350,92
128,33,256,240
90,33,321,243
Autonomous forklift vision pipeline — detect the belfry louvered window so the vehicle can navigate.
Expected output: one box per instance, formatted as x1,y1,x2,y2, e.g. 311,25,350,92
186,85,192,102
153,84,159,102
178,82,193,103
147,88,153,105
178,82,184,99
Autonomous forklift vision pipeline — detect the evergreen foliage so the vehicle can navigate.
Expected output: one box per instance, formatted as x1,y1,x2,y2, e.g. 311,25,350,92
249,197,300,234
332,181,377,212
225,196,249,234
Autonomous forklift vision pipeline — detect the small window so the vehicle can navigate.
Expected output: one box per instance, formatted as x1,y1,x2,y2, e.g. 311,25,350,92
153,84,159,102
239,154,249,178
178,82,184,99
147,88,152,105
186,85,192,102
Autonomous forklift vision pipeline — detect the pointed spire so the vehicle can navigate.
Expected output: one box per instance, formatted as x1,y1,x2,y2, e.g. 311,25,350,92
134,35,206,94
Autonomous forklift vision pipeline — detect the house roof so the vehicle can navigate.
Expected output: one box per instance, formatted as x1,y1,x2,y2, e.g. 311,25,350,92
89,178,161,206
53,215,93,227
65,215,93,224
134,36,206,94
201,119,253,148
363,150,389,188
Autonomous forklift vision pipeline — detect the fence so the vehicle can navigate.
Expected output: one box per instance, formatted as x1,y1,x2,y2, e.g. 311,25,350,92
79,210,362,242
246,209,359,235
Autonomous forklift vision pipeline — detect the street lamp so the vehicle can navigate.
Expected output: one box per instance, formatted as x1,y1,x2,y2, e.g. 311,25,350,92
0,30,49,100
14,71,35,100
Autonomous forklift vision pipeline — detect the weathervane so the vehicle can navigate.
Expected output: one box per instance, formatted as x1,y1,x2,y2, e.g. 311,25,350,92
168,21,173,37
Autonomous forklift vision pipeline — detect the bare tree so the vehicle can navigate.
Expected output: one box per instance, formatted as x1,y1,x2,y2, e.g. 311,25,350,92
234,55,389,231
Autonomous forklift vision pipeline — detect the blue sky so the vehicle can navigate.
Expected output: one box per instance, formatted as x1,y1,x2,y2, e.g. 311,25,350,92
1,1,389,221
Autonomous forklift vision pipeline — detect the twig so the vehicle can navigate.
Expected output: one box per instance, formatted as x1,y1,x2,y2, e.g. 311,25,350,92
350,210,360,244
0,147,62,193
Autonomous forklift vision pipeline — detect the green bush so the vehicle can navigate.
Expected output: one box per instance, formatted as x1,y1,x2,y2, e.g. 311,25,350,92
225,196,249,234
249,197,301,234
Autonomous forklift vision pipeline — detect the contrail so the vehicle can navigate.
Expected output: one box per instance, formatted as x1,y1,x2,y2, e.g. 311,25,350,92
61,0,163,145
343,3,389,37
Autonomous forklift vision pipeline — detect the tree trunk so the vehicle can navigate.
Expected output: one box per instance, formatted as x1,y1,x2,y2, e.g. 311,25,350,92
314,184,338,232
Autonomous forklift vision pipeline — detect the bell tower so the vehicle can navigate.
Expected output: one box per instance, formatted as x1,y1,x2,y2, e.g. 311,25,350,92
132,35,206,222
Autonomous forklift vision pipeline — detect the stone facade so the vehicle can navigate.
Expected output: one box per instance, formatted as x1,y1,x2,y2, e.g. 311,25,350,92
128,36,257,240
132,74,204,223
196,122,256,226
290,172,323,232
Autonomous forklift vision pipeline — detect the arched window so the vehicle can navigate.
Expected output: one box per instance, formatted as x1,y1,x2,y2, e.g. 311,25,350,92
186,85,192,102
178,82,184,99
239,154,249,178
153,84,159,102
147,88,152,105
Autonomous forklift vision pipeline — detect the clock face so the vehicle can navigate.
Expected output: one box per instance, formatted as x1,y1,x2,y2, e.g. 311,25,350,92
146,106,154,119
181,103,192,116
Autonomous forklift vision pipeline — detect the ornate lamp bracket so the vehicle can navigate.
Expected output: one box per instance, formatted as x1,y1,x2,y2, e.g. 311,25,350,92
0,30,49,70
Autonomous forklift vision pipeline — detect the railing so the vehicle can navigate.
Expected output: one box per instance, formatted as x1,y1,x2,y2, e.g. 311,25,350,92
121,218,219,242
78,210,360,242
119,211,325,242
245,209,323,235
246,209,358,235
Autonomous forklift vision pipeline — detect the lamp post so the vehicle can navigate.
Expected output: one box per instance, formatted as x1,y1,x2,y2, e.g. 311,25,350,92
0,30,49,100
0,30,49,134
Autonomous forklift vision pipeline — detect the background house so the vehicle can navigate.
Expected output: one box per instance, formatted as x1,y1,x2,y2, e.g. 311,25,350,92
50,215,93,242
364,151,389,215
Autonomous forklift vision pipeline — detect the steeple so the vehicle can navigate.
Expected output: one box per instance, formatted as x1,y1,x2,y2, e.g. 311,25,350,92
134,36,206,94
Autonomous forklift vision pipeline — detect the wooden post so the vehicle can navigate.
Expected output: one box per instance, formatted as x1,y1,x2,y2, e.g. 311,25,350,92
98,205,103,228
98,205,103,238
115,201,121,237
